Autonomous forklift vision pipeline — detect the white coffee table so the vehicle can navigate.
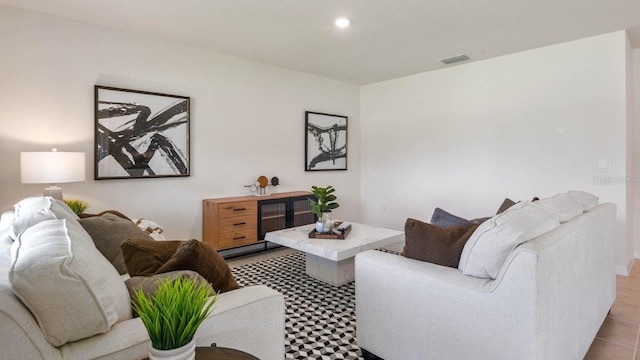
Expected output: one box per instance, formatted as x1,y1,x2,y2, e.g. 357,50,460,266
265,222,404,286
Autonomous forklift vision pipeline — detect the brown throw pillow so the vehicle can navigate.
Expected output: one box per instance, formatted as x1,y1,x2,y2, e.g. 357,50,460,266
121,239,183,276
496,198,517,214
155,240,240,293
78,213,154,274
402,218,480,268
125,270,214,315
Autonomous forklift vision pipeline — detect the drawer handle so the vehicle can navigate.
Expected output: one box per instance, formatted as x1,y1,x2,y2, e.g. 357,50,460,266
233,236,246,240
233,222,246,226
233,208,246,211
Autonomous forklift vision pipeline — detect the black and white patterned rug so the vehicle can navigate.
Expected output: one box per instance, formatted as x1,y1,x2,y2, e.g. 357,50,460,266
231,251,363,360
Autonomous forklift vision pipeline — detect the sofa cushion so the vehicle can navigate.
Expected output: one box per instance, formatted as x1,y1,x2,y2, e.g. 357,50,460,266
79,213,154,274
403,218,480,268
10,197,78,240
9,219,131,346
155,240,239,293
566,191,599,211
125,270,214,313
535,193,584,223
459,201,560,279
121,239,182,276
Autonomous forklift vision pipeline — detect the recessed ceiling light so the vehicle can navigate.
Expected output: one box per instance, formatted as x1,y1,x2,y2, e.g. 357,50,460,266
335,18,350,28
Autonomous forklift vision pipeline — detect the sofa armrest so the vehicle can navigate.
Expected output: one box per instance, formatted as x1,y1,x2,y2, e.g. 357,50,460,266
59,285,285,360
357,250,496,292
355,250,538,360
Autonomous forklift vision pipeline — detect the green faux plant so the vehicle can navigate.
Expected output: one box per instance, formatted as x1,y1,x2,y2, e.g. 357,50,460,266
309,185,339,218
132,277,218,350
63,199,89,214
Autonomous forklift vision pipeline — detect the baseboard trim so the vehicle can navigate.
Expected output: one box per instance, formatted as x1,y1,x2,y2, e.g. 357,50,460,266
616,266,629,276
616,256,635,276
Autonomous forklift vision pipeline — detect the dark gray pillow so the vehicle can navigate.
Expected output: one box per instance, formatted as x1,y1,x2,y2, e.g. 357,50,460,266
430,208,474,229
79,213,154,274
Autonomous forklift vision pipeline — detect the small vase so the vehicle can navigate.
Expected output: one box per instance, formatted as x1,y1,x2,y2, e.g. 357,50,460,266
321,212,332,233
149,339,195,360
315,221,324,233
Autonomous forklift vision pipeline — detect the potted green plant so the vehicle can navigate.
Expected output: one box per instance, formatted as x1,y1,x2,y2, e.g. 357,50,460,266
63,199,89,215
309,185,339,233
132,277,218,360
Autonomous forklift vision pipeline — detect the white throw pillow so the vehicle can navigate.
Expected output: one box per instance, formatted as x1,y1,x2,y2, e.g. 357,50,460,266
9,219,131,346
10,197,78,240
459,201,560,279
566,191,599,211
133,218,167,240
535,193,584,223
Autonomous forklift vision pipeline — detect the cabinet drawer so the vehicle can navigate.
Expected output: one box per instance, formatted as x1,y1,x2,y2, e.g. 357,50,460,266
219,215,257,232
218,229,258,250
218,201,257,218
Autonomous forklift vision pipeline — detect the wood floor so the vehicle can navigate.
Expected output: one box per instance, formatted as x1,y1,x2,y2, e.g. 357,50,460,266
586,259,640,359
228,251,640,359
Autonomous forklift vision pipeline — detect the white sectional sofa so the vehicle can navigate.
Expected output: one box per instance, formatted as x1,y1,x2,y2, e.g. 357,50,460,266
0,199,285,360
356,199,616,360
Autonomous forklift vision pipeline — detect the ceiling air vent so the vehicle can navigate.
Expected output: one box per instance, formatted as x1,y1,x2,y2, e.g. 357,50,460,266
440,54,470,65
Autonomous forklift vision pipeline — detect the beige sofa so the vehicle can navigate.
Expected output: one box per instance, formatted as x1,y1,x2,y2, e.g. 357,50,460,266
356,196,616,360
0,201,285,360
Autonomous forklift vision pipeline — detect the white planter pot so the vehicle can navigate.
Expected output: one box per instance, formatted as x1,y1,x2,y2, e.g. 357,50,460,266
149,339,195,360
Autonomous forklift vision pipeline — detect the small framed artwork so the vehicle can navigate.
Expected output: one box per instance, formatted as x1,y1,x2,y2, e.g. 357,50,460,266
94,86,190,180
305,111,348,171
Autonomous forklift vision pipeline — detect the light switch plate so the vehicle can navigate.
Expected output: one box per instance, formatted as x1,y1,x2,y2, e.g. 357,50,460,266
599,159,609,170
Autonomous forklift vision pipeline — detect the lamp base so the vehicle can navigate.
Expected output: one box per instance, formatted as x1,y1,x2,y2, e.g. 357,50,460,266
44,186,63,201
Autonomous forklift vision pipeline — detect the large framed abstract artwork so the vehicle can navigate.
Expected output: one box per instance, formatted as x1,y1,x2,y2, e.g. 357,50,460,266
94,86,190,180
305,111,348,171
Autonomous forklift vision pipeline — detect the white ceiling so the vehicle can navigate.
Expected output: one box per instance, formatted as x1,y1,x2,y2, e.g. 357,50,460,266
3,0,640,85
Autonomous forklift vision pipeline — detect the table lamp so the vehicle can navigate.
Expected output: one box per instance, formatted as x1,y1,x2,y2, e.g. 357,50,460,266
20,149,86,200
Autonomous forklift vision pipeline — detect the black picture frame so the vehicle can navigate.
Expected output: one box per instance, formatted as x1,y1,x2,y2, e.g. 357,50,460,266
94,86,190,180
305,111,348,171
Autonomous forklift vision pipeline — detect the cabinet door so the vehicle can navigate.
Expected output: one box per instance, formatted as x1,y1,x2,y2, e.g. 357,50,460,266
258,199,288,240
291,196,315,227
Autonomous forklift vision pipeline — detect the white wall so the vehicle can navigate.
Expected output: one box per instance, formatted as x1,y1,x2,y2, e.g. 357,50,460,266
0,5,361,238
626,36,636,270
633,47,640,258
361,32,634,271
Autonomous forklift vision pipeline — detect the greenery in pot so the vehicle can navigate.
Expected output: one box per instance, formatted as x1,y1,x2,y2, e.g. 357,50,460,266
132,277,218,350
63,199,89,214
309,185,339,218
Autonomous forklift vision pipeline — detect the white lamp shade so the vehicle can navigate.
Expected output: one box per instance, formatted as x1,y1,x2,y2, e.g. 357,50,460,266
21,152,86,184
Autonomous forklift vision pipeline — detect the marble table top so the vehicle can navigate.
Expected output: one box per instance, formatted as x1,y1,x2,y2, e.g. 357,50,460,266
264,223,404,261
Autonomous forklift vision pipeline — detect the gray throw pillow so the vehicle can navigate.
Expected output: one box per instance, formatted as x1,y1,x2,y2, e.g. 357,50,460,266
430,208,489,229
430,208,474,229
79,213,154,274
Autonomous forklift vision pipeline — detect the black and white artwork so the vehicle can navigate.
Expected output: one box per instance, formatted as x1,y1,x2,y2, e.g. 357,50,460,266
94,86,190,180
305,111,348,171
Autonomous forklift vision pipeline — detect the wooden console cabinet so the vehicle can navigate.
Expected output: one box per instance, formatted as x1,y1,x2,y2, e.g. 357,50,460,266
203,191,314,251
